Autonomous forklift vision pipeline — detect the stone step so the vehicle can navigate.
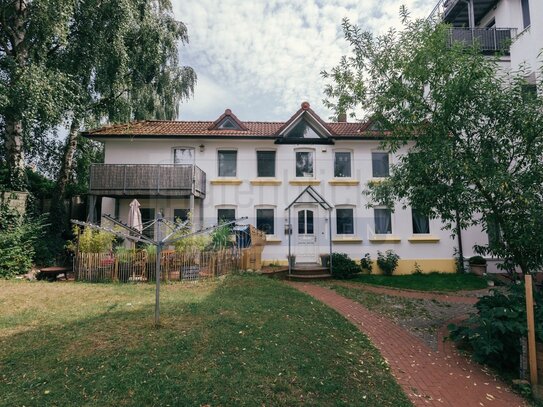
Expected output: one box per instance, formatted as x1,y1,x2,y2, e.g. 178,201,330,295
289,268,329,275
287,273,332,281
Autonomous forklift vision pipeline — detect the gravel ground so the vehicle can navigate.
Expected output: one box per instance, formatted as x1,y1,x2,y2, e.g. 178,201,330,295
329,284,475,350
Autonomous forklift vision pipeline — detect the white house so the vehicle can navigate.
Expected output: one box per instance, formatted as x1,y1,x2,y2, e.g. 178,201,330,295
84,102,494,274
429,0,542,88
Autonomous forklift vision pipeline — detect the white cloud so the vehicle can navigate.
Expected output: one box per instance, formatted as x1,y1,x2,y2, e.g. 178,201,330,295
174,0,436,121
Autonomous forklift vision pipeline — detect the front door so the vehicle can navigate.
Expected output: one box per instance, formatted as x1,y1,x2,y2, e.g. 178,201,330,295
296,207,317,263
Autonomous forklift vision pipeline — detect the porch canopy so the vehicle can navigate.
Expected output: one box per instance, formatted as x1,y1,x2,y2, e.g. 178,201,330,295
285,186,334,274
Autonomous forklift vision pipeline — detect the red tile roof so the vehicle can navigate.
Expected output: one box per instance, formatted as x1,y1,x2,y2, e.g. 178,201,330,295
83,105,383,139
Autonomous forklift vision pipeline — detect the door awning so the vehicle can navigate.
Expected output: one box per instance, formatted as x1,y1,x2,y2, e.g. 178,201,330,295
285,186,333,211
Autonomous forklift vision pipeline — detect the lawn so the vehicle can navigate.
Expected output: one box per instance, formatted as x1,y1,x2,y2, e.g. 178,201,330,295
0,275,410,406
350,272,488,292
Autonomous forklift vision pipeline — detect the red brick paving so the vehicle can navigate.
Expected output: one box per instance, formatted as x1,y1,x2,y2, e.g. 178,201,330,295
332,281,481,304
288,282,526,407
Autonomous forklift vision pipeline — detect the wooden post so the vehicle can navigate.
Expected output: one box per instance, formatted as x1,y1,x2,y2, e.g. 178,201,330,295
526,274,538,387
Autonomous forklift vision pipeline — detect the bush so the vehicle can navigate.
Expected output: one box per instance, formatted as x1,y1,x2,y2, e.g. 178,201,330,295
67,226,116,253
331,253,361,279
0,201,47,278
449,284,543,371
377,250,400,275
469,255,486,265
360,253,373,274
210,224,233,249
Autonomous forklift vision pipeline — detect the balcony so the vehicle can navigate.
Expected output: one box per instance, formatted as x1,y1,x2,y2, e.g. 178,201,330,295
429,0,501,26
448,27,515,54
89,164,206,198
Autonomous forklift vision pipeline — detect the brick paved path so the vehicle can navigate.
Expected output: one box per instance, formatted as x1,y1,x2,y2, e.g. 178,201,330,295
289,283,526,407
331,281,482,304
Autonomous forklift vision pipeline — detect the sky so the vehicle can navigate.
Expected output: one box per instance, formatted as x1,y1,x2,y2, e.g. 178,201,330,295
172,0,437,122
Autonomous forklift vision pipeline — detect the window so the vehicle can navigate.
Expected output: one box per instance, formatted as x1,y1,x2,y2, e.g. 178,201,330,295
217,208,236,224
374,208,392,234
336,208,354,235
257,151,276,177
217,117,241,130
295,151,314,177
173,148,194,165
298,210,314,234
521,0,531,29
334,152,352,177
412,210,430,234
218,150,237,177
173,209,189,223
487,216,501,248
286,119,321,139
372,152,389,177
256,208,275,235
140,208,155,240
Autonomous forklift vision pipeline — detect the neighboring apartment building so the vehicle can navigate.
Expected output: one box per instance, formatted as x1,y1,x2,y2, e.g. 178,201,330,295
84,103,493,273
429,0,542,87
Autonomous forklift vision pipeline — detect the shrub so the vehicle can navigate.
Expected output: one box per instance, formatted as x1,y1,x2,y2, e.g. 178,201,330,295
67,226,116,253
210,224,233,249
0,201,47,278
469,255,486,265
377,250,400,275
360,253,373,274
449,284,543,371
331,253,361,279
174,234,211,253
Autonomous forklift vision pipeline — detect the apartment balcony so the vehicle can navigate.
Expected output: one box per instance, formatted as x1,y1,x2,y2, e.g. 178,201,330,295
448,27,515,54
438,0,500,27
89,164,206,198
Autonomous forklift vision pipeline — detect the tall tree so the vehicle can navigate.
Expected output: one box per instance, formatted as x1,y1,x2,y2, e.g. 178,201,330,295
0,0,75,190
323,10,543,274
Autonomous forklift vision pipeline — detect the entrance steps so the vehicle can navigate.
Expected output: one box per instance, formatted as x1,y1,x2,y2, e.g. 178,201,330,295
287,263,331,281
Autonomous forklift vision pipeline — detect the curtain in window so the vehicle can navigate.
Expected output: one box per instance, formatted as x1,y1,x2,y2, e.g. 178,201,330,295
218,151,237,177
334,152,351,177
173,148,194,165
412,210,430,234
296,152,314,177
374,208,391,234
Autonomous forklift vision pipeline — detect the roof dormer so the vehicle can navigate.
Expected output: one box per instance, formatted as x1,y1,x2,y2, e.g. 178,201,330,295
208,109,248,131
275,102,334,144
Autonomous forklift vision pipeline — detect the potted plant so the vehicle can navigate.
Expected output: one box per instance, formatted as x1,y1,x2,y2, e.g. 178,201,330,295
469,255,487,276
320,253,330,268
287,254,296,268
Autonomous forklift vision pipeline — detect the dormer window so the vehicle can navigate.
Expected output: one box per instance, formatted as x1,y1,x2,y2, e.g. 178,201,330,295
217,117,242,130
285,120,321,139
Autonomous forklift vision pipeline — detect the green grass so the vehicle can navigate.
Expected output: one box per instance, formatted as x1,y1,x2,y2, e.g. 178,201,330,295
0,275,410,406
350,272,488,292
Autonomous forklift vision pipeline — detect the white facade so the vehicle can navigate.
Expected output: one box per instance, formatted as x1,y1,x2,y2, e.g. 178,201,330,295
90,106,494,274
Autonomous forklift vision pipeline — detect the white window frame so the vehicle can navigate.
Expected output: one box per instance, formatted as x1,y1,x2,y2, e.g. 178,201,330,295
294,148,316,179
215,204,237,224
373,206,393,235
371,150,390,179
335,205,356,237
216,148,238,178
172,146,195,165
333,149,353,178
411,208,431,235
255,149,277,178
255,205,276,236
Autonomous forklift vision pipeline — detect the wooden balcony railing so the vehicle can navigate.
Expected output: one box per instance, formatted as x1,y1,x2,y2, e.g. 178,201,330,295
89,164,206,198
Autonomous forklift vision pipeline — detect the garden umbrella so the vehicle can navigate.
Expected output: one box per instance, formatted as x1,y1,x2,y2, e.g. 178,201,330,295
128,199,143,234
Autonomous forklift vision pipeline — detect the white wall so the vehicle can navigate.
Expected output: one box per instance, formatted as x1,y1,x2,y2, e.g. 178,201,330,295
100,137,490,265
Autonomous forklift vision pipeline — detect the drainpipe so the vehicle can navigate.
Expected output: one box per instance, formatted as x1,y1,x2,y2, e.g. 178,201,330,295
461,0,475,28
455,209,465,272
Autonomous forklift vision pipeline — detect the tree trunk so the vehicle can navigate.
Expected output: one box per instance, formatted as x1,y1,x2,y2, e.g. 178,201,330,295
4,118,26,189
50,117,81,236
4,0,29,190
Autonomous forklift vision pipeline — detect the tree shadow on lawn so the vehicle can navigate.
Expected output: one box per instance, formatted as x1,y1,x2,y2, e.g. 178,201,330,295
0,276,411,407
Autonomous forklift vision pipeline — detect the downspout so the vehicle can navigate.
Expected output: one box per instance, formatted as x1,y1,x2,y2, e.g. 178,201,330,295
461,0,475,28
455,209,465,273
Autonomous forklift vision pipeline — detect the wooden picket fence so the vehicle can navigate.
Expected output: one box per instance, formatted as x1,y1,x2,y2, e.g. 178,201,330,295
74,248,241,283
